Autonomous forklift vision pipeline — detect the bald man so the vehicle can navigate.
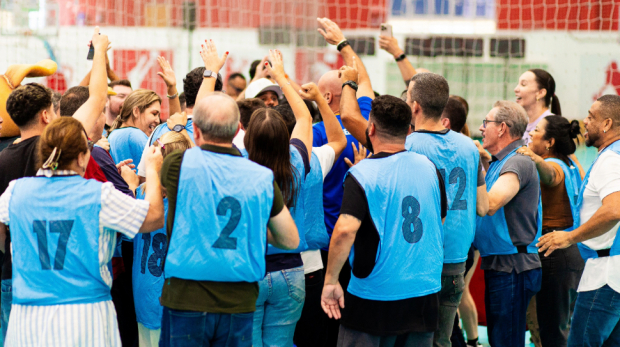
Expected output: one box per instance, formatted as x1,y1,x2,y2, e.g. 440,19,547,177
159,93,299,347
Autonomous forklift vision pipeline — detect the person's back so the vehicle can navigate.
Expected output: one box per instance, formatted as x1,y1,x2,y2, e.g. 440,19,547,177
346,151,443,299
406,130,479,264
164,145,274,281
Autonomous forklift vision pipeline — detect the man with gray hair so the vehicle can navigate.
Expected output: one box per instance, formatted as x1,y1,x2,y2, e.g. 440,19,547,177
474,100,542,347
158,93,300,347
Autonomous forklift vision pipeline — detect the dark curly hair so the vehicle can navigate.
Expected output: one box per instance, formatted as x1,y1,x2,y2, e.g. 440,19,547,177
183,67,223,108
6,83,53,128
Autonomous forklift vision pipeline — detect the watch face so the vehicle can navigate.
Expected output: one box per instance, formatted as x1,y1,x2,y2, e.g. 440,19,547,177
173,124,184,132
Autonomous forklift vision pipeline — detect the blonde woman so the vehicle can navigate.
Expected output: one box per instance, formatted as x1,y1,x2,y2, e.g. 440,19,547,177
108,89,161,166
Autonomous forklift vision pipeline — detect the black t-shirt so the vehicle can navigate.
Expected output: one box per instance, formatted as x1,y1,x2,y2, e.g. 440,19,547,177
338,150,447,335
0,136,40,280
265,139,311,273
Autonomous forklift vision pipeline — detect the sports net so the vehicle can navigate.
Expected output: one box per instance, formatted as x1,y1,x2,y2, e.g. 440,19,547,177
1,0,618,157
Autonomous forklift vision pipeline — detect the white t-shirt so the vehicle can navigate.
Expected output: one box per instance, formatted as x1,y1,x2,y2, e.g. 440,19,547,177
300,145,336,275
577,150,620,293
232,129,245,150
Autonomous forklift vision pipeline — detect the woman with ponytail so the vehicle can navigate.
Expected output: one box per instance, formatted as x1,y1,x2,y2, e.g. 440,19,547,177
108,89,161,167
516,116,585,347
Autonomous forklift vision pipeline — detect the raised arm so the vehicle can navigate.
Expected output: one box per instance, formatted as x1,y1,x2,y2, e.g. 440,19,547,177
195,39,229,104
156,56,181,117
138,146,165,233
379,35,416,86
299,82,347,160
265,50,313,160
73,27,109,135
79,46,118,86
339,61,368,145
317,17,374,100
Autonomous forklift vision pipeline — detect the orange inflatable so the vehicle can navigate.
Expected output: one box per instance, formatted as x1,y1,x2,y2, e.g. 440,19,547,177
0,59,58,138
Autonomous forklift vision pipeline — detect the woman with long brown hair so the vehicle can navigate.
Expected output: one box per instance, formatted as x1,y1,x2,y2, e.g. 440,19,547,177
0,117,164,347
245,50,313,347
108,89,161,167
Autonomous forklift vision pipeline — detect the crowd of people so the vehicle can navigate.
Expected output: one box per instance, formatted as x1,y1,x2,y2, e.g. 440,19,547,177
0,17,619,347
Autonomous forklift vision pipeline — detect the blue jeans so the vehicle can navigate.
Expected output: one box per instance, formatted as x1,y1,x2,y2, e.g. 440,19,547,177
159,307,253,347
484,268,542,347
568,285,620,346
1,279,12,344
253,266,305,347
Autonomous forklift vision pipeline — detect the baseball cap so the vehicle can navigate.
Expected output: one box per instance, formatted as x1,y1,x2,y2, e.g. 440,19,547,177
245,78,283,99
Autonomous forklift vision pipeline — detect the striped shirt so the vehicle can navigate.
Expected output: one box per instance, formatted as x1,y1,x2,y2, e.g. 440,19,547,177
0,169,150,347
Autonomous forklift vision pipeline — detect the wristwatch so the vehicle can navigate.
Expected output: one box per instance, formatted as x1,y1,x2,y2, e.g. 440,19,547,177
172,124,184,132
395,53,407,62
203,70,217,78
337,39,350,52
342,80,358,91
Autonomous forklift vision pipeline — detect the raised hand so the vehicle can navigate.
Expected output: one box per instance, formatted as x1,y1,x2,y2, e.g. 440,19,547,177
91,26,109,52
379,35,404,58
473,140,491,163
156,56,177,87
317,18,346,45
166,112,188,131
298,82,321,102
199,39,228,73
344,142,370,167
144,145,163,173
339,56,359,83
264,49,286,81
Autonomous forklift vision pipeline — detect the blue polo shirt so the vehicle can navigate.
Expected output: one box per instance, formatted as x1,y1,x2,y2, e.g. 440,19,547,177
312,96,372,242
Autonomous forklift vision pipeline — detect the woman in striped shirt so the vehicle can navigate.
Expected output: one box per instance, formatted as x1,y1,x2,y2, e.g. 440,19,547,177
0,117,165,347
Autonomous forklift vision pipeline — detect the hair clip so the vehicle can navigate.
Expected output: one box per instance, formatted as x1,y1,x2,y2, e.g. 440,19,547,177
42,147,62,171
157,139,165,150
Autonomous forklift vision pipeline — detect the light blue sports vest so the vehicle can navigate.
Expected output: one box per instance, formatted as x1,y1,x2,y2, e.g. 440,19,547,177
133,184,168,329
346,152,444,301
303,152,330,250
544,158,582,230
574,140,620,260
406,130,479,263
165,146,274,282
474,148,543,257
148,120,196,146
108,127,148,166
267,145,307,254
9,176,111,305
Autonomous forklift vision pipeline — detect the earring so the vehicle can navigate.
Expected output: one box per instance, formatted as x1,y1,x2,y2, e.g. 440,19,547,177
604,130,607,133
546,146,549,150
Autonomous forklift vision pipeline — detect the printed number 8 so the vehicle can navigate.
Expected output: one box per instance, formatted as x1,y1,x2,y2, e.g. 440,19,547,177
401,196,423,244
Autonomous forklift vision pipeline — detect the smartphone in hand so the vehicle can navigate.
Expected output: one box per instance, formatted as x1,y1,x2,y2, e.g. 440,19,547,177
380,23,393,37
86,32,101,60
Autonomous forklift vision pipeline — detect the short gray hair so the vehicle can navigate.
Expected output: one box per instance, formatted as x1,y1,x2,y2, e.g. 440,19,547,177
193,93,240,143
493,100,528,139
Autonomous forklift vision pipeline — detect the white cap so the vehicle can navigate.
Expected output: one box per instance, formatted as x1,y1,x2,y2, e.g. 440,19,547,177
245,78,283,99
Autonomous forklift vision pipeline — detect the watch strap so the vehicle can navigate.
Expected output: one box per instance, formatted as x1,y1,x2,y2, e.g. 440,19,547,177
172,124,185,132
337,40,350,52
342,81,358,91
395,53,407,62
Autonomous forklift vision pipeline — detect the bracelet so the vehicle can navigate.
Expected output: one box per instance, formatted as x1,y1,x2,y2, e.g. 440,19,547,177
166,93,178,99
337,39,350,51
395,53,406,62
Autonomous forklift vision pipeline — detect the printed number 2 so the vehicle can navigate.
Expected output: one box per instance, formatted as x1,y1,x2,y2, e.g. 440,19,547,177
401,196,423,243
140,233,167,277
212,197,242,250
33,220,74,270
439,167,468,211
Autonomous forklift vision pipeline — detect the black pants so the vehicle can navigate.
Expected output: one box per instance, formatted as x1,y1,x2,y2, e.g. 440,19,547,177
294,269,328,347
321,250,351,347
111,240,138,347
536,232,584,347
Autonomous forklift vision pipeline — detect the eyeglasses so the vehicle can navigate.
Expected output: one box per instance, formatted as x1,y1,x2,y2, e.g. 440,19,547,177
482,120,511,128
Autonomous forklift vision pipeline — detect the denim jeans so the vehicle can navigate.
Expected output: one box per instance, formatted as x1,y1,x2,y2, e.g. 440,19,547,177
434,263,466,347
159,307,253,347
484,268,542,347
1,279,12,344
568,285,620,346
253,266,305,347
